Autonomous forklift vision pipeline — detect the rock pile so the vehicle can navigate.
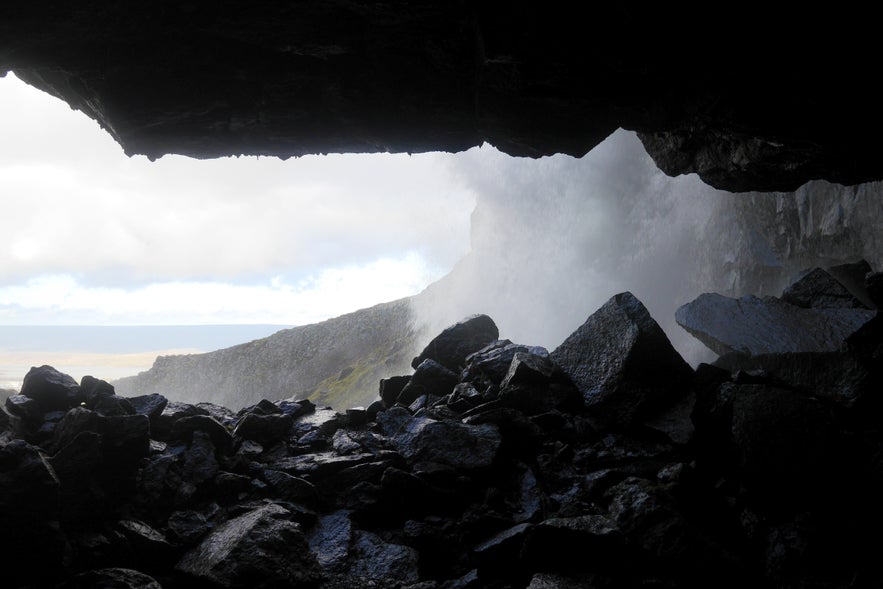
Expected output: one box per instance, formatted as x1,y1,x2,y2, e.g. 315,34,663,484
2,270,882,588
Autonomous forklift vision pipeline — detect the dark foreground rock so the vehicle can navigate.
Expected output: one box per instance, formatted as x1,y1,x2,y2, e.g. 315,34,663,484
3,283,883,588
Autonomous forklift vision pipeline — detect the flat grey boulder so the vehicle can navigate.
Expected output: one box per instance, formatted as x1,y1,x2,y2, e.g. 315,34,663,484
550,292,692,429
676,293,878,356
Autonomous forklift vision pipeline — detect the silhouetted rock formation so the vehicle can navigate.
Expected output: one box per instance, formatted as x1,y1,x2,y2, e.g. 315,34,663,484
3,279,882,587
1,5,880,191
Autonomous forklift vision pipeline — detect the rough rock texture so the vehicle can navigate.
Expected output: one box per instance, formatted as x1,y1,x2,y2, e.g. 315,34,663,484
5,285,883,588
411,314,499,372
782,267,865,309
550,292,693,429
676,293,877,356
1,5,880,191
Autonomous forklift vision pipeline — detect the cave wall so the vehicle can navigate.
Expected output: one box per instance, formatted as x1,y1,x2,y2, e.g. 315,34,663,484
2,3,881,191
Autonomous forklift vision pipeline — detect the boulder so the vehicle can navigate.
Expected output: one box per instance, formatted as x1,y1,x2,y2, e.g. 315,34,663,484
397,360,460,407
5,394,43,422
233,412,294,446
551,292,693,429
171,414,234,452
392,416,500,470
127,393,168,422
412,315,500,371
380,375,412,407
20,365,82,412
828,260,876,308
176,502,321,588
782,267,866,309
462,340,550,387
676,293,878,356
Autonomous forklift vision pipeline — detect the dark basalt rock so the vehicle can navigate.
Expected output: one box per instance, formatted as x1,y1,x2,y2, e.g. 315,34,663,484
551,292,693,429
233,412,294,446
176,502,321,588
21,365,82,412
4,280,883,588
675,293,878,356
462,340,550,387
782,267,866,309
127,393,168,421
397,359,460,407
411,314,499,371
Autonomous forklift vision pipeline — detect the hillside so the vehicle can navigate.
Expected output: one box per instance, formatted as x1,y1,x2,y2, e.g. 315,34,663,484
115,298,418,409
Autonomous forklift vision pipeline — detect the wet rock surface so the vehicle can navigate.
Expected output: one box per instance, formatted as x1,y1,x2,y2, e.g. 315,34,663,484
3,278,883,588
2,7,880,192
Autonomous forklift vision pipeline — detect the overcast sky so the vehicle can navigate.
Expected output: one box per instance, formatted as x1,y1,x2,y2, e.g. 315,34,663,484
0,72,481,325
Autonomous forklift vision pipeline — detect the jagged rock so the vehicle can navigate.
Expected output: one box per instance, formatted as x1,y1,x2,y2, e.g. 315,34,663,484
348,530,420,584
307,510,353,569
5,393,43,421
179,430,219,488
551,292,693,429
176,502,321,588
58,568,163,589
380,375,412,407
233,412,294,446
375,406,412,437
462,340,550,387
52,407,150,465
714,351,873,409
782,267,865,309
127,393,168,421
412,315,500,371
92,394,136,417
152,402,210,441
80,375,117,404
676,293,878,356
497,353,582,415
172,414,234,452
392,416,500,470
366,399,385,421
197,402,239,427
277,398,316,419
262,469,319,506
20,365,82,412
292,407,339,441
398,359,460,407
828,260,876,308
167,507,217,544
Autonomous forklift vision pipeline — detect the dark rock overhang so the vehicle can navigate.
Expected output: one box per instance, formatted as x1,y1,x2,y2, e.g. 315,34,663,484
2,3,879,192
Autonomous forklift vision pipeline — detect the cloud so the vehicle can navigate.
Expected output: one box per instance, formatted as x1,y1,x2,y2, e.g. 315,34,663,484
0,72,481,323
0,253,438,325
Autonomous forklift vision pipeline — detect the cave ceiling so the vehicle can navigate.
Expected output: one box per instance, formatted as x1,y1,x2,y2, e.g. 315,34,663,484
1,3,879,192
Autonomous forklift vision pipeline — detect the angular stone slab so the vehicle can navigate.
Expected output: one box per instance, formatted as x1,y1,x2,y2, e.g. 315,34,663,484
676,293,878,356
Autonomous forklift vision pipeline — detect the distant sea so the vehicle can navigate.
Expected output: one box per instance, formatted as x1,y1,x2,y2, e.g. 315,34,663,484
0,325,289,391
